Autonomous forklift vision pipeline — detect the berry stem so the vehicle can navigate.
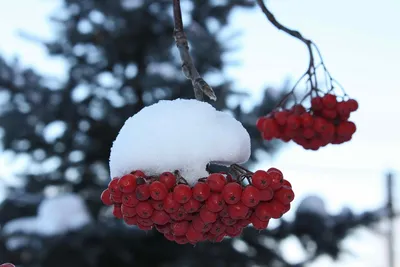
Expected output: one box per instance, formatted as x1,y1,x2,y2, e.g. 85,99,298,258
256,0,348,104
172,0,217,101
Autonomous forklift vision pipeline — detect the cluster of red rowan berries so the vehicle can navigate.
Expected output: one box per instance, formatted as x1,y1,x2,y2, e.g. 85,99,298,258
101,166,294,244
257,94,358,150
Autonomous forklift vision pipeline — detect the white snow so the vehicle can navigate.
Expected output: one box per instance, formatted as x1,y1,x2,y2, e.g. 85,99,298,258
2,193,92,236
109,98,251,185
296,195,328,217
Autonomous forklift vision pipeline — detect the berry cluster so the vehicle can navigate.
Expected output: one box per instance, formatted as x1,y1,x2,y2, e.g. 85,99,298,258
0,264,15,267
257,94,358,150
101,166,294,244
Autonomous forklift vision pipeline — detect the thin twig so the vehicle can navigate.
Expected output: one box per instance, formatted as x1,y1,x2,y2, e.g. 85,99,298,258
256,0,347,108
172,0,217,101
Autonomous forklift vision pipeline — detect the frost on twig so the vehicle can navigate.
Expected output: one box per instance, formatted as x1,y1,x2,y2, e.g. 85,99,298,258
172,0,217,101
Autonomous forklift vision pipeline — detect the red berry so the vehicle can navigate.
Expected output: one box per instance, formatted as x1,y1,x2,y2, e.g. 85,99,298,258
237,219,251,227
0,264,15,267
175,235,189,244
286,114,301,130
346,99,358,112
112,204,123,219
192,182,211,201
210,220,227,235
151,210,170,225
274,185,295,204
206,193,225,212
283,203,291,213
241,185,261,208
150,200,164,211
131,170,145,178
164,232,175,241
122,193,139,207
108,178,122,196
123,216,138,225
183,198,201,213
251,170,271,190
214,233,226,242
311,97,323,110
118,174,137,193
227,202,249,220
137,217,153,227
159,172,177,190
199,206,217,223
250,213,269,230
135,184,150,201
259,187,274,201
155,223,171,234
170,207,187,221
136,202,154,218
171,221,189,236
192,216,209,232
300,112,313,128
226,225,243,237
222,182,242,204
149,181,168,200
261,118,281,140
291,104,306,115
206,173,227,192
163,193,180,213
322,94,337,108
267,168,284,190
100,189,113,206
256,117,267,131
111,193,122,203
121,204,137,217
336,121,356,137
186,225,204,243
274,110,289,125
173,184,192,204
321,108,337,119
221,217,237,226
283,180,292,187
137,223,153,231
302,128,315,139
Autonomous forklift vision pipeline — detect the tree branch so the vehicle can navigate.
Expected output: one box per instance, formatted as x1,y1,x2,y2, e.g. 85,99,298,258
172,0,217,101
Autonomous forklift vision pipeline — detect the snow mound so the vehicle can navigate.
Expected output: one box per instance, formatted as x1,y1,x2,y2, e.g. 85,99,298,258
2,193,91,236
109,99,251,185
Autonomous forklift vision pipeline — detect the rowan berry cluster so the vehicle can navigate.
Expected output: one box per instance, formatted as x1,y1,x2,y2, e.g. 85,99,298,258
101,166,294,244
257,94,358,150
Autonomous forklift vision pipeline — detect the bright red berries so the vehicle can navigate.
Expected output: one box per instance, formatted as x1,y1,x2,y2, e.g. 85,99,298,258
222,182,242,204
257,94,358,150
173,184,192,204
149,181,168,200
102,166,294,245
118,174,137,193
206,173,227,192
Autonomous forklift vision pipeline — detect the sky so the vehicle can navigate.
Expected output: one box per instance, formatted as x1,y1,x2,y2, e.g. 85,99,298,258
0,0,399,266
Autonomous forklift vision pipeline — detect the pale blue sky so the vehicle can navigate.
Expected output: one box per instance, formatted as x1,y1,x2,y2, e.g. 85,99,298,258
0,0,399,266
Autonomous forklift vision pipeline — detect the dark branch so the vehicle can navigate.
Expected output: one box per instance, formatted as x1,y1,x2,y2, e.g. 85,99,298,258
172,0,217,101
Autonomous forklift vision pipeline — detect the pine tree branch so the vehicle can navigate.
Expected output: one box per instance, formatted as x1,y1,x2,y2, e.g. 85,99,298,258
172,0,217,101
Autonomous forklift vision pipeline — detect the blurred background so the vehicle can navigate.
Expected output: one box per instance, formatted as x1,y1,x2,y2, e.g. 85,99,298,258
0,0,399,266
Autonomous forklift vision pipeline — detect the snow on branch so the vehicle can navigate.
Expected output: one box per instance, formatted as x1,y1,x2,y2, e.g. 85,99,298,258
172,0,217,101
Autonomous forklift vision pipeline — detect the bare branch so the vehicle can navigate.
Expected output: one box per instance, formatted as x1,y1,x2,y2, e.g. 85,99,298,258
172,0,216,101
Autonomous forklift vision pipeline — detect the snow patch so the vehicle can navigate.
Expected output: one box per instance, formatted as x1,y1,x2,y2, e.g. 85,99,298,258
109,99,251,185
2,193,91,237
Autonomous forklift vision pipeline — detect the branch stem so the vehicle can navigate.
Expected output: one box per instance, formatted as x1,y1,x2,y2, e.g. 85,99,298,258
172,0,217,101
